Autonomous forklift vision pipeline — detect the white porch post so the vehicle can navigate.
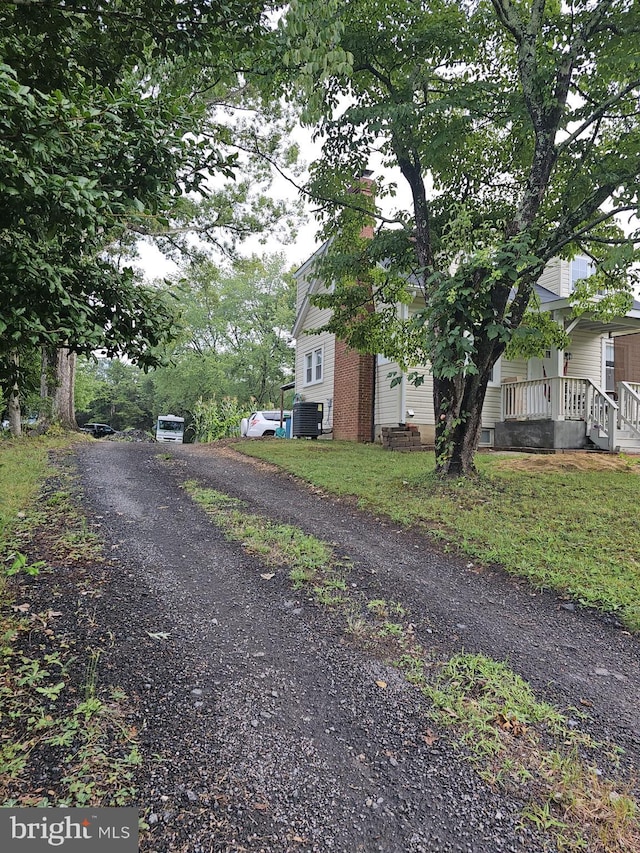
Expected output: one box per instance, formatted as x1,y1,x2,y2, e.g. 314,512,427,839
550,377,563,421
550,311,566,421
617,381,623,429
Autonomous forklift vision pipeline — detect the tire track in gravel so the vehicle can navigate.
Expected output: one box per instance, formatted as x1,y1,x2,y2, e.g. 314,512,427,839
75,441,638,852
178,444,640,747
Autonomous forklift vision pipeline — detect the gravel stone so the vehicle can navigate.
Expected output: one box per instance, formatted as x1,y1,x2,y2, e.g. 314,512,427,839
68,441,639,853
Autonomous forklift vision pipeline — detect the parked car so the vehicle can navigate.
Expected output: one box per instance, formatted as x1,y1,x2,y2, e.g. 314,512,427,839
80,423,117,438
240,410,291,438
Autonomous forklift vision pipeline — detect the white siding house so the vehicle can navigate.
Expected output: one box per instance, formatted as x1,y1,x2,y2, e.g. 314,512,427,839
293,251,640,452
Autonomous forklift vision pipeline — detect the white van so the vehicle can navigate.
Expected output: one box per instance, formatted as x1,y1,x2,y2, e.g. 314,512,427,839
156,415,185,444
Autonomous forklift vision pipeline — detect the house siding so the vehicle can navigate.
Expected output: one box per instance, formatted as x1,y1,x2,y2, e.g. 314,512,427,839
375,360,401,427
565,328,604,380
483,357,528,428
558,259,572,297
373,357,531,442
295,320,336,430
538,258,562,296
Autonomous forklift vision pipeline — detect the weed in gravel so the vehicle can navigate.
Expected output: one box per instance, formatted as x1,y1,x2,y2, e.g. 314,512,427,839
377,621,404,638
183,481,349,606
313,587,346,606
57,520,103,563
414,652,640,853
237,442,640,631
366,598,406,619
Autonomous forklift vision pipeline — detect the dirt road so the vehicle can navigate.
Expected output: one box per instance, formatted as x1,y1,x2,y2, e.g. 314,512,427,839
73,441,639,852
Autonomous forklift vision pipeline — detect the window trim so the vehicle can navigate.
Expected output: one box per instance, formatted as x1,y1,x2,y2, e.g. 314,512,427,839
602,337,615,394
303,346,324,386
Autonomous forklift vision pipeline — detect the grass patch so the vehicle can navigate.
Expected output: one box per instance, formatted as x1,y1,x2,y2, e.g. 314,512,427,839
0,437,51,546
182,481,348,602
236,441,640,631
0,435,141,806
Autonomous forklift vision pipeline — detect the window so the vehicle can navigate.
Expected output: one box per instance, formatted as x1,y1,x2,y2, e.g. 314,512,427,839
570,256,596,289
480,428,493,446
304,347,323,385
604,339,615,394
488,357,501,386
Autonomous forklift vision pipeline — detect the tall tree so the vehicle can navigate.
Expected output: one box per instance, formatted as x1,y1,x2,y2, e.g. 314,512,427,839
281,0,640,476
0,0,295,432
152,254,296,412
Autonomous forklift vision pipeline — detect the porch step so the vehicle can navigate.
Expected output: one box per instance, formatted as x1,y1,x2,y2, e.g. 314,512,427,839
589,426,610,452
589,427,640,454
381,425,424,451
615,432,640,454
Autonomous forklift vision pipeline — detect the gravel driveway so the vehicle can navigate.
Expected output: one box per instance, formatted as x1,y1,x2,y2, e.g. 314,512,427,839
73,441,639,853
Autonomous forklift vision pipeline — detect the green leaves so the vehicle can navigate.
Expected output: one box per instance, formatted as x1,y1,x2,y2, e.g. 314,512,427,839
0,1,297,399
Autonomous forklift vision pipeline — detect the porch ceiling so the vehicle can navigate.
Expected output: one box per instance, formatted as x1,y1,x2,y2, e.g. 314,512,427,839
573,315,640,335
541,294,640,335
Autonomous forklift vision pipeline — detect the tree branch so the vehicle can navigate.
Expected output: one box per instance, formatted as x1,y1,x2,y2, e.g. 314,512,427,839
235,132,409,229
558,78,640,152
490,0,523,40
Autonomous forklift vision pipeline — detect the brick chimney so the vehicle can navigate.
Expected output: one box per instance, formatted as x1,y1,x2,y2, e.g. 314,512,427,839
332,171,376,442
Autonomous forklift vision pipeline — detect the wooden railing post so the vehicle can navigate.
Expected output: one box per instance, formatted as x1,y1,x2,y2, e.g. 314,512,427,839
617,382,623,429
550,377,563,421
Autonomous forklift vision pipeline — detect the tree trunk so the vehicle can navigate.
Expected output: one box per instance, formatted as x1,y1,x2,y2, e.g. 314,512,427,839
433,369,492,478
40,346,77,429
8,351,22,437
54,348,77,428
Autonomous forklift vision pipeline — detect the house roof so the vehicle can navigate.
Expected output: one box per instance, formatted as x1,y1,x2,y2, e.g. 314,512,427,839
292,240,332,340
293,249,640,339
534,282,560,303
536,286,640,335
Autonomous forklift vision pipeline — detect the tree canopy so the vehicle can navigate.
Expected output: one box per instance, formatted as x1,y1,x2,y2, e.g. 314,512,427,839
0,0,297,421
280,0,640,475
151,254,296,415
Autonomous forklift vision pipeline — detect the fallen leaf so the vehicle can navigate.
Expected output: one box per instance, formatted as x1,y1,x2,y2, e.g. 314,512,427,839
579,698,593,707
421,729,438,746
252,802,269,811
375,680,387,689
47,610,63,619
260,573,275,580
495,712,527,736
293,836,306,843
12,603,30,613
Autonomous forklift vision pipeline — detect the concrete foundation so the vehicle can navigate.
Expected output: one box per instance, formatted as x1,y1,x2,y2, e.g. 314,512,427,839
494,419,588,450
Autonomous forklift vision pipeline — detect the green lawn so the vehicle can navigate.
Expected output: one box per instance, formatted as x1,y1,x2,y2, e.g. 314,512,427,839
236,441,640,631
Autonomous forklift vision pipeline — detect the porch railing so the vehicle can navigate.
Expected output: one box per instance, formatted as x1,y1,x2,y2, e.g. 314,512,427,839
502,376,593,421
618,382,640,438
502,376,620,450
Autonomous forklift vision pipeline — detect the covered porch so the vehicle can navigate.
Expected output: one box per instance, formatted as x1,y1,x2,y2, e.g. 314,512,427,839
494,301,640,453
496,377,640,452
